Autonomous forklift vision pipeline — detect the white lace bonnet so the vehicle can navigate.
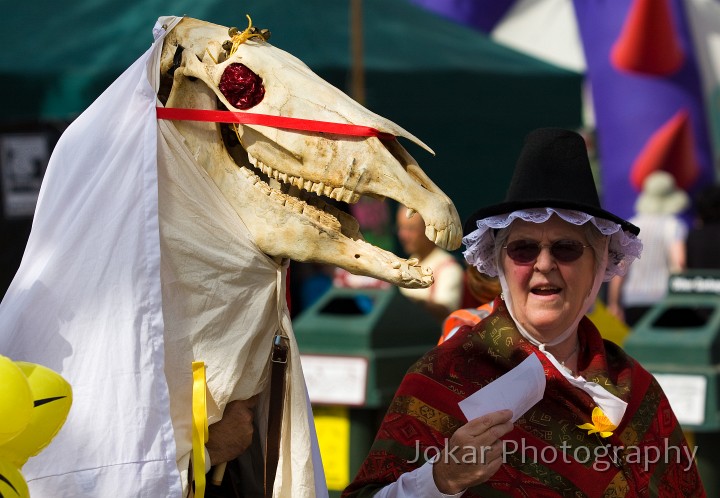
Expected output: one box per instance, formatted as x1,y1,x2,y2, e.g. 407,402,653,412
461,129,642,282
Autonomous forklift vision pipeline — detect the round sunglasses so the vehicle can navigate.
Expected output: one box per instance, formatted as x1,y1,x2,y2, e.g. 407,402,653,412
503,239,590,264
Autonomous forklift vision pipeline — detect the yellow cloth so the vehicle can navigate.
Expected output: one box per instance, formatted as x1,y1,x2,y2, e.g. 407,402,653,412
191,362,208,498
587,299,630,346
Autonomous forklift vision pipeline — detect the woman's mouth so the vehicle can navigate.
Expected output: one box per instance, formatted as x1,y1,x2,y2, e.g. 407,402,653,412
531,286,561,296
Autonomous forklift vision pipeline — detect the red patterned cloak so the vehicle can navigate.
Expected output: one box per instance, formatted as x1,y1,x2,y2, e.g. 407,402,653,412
343,299,705,497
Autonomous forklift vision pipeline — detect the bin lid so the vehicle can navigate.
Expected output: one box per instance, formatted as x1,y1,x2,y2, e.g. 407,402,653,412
293,286,441,352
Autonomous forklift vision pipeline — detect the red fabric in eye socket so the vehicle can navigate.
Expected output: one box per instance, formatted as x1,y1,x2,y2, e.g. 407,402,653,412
219,63,265,110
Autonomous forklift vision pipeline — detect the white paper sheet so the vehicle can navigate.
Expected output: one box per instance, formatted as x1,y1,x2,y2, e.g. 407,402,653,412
459,353,546,423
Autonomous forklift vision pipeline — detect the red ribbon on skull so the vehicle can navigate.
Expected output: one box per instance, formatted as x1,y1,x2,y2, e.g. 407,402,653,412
157,61,394,140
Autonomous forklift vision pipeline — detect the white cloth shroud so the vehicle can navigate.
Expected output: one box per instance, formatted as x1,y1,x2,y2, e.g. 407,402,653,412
0,16,326,498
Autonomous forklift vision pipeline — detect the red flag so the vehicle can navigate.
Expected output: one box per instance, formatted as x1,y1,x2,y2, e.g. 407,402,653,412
611,0,684,76
630,109,700,190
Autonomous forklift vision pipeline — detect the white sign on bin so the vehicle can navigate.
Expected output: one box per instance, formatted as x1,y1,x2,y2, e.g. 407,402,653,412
653,373,707,426
300,354,368,405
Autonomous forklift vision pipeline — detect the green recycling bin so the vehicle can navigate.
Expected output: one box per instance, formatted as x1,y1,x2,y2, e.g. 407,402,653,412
623,270,720,496
293,286,441,496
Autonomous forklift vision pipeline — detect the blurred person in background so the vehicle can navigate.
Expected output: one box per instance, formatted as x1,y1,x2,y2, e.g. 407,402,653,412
396,204,463,322
607,170,688,327
438,266,500,345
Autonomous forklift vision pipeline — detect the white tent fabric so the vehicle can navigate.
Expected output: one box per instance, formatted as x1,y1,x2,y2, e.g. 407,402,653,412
686,0,720,165
0,16,326,498
491,0,586,72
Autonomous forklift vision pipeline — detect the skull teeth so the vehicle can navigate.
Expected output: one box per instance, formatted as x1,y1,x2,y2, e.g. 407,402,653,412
253,145,448,246
311,182,325,195
245,157,362,231
250,157,360,204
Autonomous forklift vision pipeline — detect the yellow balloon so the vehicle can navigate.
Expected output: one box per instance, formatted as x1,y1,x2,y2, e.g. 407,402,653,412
0,356,33,446
0,457,30,498
0,362,72,467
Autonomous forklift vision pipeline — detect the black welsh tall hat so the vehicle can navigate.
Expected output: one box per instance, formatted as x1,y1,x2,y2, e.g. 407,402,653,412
463,128,640,236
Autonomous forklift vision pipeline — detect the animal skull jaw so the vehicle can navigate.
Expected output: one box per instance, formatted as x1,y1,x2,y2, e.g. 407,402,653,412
159,17,462,289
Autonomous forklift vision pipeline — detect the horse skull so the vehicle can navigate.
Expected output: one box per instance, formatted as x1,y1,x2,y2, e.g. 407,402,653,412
158,17,462,288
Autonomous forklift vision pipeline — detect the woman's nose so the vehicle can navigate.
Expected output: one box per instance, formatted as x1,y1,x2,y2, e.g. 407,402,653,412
534,246,557,272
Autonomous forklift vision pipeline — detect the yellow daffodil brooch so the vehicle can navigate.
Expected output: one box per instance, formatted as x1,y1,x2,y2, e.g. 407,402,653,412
577,407,617,438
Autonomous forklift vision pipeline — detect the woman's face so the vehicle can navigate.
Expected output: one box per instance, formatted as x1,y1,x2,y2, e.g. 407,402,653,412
500,215,597,342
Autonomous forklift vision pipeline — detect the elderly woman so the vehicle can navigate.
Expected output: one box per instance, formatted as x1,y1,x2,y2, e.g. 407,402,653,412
342,128,705,497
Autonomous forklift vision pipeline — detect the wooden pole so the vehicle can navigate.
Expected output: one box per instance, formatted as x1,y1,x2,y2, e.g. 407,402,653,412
350,0,366,105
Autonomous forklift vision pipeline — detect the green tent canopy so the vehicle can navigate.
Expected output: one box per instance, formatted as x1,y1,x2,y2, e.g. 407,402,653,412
0,0,582,225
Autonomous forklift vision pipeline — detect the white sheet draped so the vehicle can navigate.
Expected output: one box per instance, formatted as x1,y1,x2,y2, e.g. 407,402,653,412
0,16,326,498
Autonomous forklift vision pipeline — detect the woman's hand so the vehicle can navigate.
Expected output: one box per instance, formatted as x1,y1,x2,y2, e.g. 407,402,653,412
432,409,514,494
206,396,259,465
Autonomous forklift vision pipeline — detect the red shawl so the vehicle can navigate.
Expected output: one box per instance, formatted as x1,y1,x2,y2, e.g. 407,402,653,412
343,299,705,497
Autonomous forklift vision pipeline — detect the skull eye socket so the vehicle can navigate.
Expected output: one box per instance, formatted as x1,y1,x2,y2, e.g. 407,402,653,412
219,63,265,110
